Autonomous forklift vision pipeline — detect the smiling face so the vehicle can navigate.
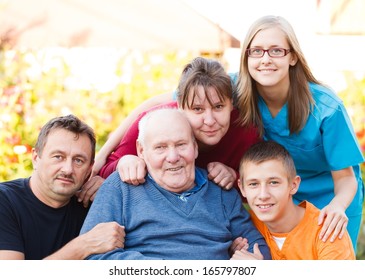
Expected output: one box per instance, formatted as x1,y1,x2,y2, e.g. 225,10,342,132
238,159,300,229
137,109,198,193
182,85,233,150
247,27,297,99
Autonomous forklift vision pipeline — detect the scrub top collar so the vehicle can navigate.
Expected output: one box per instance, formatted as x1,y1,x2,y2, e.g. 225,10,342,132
258,95,291,137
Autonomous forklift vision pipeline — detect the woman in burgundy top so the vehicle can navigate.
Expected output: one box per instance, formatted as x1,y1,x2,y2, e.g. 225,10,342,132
96,57,260,191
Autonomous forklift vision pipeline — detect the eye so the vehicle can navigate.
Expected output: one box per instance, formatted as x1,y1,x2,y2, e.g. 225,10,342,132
191,106,203,113
247,182,259,188
176,142,187,149
269,48,285,56
214,104,224,110
250,48,263,56
74,158,85,166
155,145,167,151
269,180,279,186
53,155,63,161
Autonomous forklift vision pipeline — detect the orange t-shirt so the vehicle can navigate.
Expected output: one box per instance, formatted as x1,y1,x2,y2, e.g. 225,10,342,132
250,201,355,260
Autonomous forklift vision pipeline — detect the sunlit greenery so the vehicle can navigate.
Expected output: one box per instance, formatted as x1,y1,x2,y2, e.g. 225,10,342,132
0,48,194,180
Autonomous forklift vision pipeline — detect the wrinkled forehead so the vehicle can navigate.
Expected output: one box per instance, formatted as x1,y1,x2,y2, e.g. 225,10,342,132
145,111,193,139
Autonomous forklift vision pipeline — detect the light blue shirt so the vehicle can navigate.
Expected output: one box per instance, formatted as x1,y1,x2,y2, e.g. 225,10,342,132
148,168,206,202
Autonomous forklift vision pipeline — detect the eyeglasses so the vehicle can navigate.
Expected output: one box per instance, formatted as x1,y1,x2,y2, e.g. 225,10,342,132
246,47,291,58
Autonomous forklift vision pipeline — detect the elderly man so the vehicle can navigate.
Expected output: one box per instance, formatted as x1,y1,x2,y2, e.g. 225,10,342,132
80,108,270,260
0,115,125,259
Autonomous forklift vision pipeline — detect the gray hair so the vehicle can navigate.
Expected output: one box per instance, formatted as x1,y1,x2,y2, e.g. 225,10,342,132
137,108,194,147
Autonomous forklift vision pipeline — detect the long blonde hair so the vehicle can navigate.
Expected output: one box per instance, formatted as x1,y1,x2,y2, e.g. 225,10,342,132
235,15,319,137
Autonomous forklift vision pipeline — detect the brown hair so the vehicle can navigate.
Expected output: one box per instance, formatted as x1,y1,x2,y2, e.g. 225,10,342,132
35,114,96,163
177,57,232,109
239,140,297,180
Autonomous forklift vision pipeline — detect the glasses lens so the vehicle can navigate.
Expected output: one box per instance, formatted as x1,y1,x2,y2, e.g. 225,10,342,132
248,48,263,57
269,48,285,57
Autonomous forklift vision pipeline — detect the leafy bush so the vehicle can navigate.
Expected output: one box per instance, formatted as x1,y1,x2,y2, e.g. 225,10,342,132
0,48,194,180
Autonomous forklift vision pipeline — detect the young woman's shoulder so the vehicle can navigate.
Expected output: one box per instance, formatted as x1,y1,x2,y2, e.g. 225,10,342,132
309,82,343,105
228,72,239,84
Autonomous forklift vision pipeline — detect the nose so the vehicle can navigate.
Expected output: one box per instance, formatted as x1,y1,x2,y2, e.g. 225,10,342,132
203,109,216,126
258,185,270,200
261,51,272,64
61,158,74,174
166,147,180,163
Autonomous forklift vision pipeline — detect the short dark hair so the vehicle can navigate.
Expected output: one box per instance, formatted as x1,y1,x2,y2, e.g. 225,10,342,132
34,114,96,162
177,57,232,109
239,140,296,180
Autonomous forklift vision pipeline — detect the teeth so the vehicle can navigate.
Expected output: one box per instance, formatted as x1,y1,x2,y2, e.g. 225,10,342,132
258,204,272,209
167,167,181,171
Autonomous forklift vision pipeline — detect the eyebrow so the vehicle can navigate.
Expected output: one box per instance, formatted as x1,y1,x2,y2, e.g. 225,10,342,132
50,150,89,159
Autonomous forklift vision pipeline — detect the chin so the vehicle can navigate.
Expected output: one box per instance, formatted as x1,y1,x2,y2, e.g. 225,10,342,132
204,137,222,146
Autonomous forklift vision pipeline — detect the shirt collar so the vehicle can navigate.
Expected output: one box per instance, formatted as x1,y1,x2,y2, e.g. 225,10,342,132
147,167,207,201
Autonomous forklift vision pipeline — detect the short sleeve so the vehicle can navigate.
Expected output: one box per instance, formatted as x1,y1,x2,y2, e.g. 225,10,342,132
322,102,364,170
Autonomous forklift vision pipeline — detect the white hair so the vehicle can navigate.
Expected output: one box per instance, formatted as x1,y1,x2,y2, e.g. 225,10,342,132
137,107,190,147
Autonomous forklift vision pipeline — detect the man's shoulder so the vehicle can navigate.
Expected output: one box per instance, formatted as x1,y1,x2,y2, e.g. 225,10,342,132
300,201,320,218
102,171,128,189
102,171,148,193
0,178,29,195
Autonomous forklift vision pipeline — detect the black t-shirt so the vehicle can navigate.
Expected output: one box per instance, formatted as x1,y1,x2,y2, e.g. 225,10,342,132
0,178,88,259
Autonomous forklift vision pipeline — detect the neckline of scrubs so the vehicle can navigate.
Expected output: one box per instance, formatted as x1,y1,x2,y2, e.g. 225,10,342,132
259,96,291,137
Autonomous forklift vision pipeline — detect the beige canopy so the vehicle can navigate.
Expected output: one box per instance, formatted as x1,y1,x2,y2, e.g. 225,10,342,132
0,0,240,51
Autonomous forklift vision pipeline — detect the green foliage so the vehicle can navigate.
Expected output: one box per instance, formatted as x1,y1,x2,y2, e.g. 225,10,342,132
0,48,194,181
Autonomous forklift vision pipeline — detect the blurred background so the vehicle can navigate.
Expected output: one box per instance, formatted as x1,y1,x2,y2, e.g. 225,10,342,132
1,0,364,258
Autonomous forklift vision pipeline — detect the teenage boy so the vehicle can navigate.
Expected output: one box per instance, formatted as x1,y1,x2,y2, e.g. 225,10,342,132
232,141,355,260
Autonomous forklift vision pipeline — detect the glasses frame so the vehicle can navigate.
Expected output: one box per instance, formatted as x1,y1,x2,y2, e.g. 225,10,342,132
246,48,291,58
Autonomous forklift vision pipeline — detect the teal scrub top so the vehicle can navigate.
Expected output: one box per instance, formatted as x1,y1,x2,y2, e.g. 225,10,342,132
230,73,364,216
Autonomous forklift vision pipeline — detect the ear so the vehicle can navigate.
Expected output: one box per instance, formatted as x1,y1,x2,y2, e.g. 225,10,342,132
289,175,301,195
237,178,247,198
136,140,144,159
31,148,39,170
289,53,298,66
194,140,198,160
